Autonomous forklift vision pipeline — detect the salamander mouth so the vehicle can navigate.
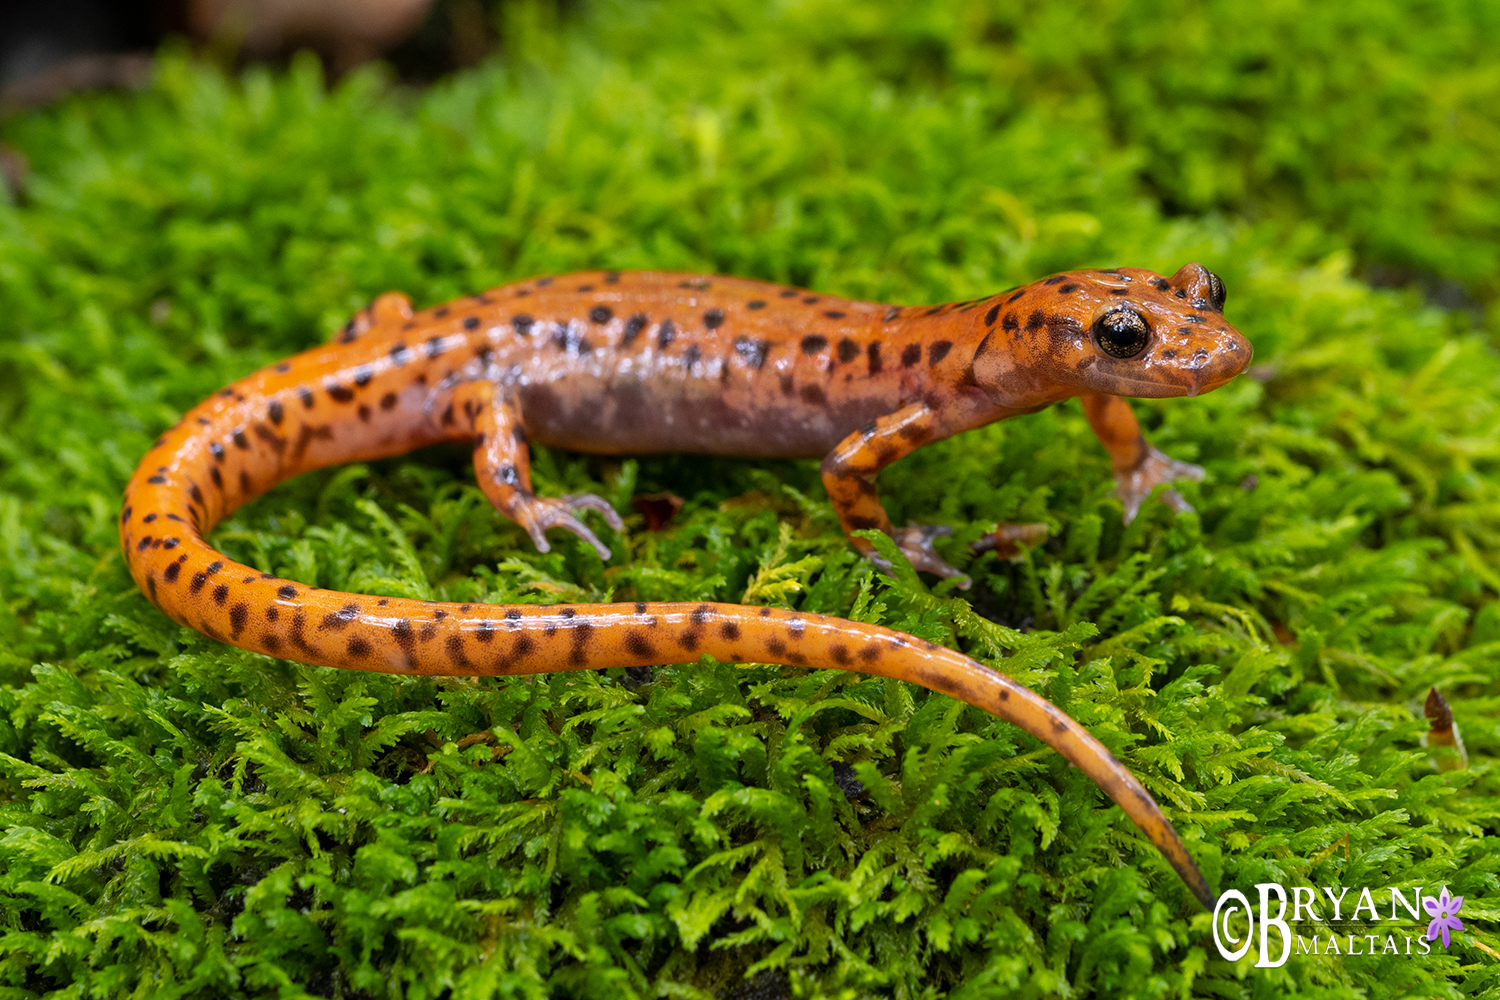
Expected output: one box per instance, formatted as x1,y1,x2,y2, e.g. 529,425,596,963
1101,374,1204,399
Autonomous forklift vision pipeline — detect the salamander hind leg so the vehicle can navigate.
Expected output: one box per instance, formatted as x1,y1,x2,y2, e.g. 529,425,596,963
1080,393,1204,524
971,521,1049,559
821,402,971,587
452,381,625,559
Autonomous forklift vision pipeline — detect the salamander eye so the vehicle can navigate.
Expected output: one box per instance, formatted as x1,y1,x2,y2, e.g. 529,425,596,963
1093,308,1150,359
1206,269,1226,311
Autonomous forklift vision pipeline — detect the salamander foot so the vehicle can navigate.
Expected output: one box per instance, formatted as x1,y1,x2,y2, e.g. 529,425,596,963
1116,446,1204,524
516,493,625,560
872,523,970,589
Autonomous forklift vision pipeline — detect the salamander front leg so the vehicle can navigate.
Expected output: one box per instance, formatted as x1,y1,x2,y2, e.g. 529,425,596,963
452,382,625,559
821,402,972,585
1080,393,1204,523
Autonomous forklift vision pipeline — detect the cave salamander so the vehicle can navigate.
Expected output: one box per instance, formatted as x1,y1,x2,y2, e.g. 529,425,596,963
121,263,1250,909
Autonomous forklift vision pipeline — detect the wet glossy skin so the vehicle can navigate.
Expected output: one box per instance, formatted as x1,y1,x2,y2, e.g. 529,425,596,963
120,263,1250,910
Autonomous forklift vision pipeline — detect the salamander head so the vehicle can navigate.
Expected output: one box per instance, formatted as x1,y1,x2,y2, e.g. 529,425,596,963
972,263,1252,402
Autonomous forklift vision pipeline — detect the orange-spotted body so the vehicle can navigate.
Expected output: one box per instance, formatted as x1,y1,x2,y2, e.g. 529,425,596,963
122,265,1250,910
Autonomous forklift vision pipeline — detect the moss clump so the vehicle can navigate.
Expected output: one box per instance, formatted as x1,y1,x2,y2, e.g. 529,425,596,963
2,1,1500,996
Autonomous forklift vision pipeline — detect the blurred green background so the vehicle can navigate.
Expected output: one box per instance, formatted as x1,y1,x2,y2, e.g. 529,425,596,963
2,1,1500,997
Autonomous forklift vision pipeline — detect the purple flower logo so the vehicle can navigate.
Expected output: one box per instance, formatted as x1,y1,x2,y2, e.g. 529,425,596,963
1424,887,1465,949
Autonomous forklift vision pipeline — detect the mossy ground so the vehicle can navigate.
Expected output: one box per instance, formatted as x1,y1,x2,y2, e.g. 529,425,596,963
3,1,1500,997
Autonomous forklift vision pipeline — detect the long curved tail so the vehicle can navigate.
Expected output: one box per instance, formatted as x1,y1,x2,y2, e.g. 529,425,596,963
120,363,1216,911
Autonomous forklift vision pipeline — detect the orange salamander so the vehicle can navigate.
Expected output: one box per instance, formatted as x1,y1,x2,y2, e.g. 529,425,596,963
121,263,1250,910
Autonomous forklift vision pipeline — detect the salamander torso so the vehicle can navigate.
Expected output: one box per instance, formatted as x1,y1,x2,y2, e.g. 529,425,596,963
121,265,1250,910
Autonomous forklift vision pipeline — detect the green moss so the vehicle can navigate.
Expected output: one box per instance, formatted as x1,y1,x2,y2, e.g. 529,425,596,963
2,1,1499,996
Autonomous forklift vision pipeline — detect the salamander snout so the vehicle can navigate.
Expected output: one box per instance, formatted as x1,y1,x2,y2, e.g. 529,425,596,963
1131,312,1252,397
1063,263,1252,399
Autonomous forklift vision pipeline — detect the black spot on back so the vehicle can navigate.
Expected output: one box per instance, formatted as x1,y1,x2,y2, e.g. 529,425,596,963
622,313,648,346
391,619,415,653
320,603,360,630
624,631,655,658
734,337,769,369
